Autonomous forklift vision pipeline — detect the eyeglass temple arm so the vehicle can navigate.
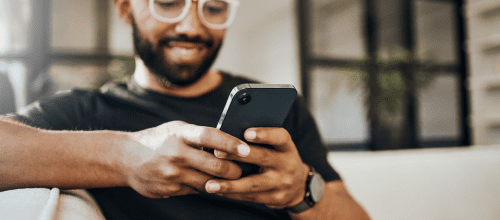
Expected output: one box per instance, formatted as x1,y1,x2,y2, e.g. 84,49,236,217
192,0,240,7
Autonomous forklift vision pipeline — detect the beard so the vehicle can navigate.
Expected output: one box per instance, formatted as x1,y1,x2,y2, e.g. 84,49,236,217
131,17,222,87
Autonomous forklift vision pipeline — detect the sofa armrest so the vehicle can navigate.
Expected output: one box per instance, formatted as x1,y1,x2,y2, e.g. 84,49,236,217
0,188,105,220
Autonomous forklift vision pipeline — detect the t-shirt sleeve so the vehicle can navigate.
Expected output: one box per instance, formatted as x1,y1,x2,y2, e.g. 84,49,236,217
6,90,94,130
283,96,341,182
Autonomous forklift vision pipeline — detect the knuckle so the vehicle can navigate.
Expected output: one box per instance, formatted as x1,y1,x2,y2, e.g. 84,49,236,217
224,140,241,154
160,166,181,179
277,128,291,143
165,151,185,164
210,160,228,176
257,130,267,140
180,124,207,145
220,182,232,192
273,192,287,204
242,194,256,201
167,184,182,193
249,182,260,192
281,176,294,188
159,184,182,196
259,149,271,165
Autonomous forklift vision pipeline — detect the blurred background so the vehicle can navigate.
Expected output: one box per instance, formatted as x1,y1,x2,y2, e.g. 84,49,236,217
0,0,499,150
2,1,500,219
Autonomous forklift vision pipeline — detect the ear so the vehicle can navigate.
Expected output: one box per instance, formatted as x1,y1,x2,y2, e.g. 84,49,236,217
112,0,133,26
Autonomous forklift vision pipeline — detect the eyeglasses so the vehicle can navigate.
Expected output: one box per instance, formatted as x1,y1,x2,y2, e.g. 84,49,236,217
149,0,240,29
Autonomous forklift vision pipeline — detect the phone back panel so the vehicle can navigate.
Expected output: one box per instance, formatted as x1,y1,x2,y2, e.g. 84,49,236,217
217,84,297,141
216,84,297,176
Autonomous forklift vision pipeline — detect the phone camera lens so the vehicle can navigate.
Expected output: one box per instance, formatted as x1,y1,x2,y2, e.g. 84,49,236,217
238,93,252,105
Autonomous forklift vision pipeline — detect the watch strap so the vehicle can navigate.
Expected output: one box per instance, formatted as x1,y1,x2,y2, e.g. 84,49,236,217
285,164,321,214
286,199,311,213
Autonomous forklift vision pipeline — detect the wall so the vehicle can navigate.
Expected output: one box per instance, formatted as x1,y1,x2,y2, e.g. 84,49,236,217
466,0,500,145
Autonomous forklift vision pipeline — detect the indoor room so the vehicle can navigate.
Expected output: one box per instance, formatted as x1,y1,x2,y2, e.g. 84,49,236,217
1,0,499,219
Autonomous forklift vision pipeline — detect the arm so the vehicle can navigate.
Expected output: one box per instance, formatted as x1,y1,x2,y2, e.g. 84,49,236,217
0,116,127,191
292,180,370,220
0,117,243,197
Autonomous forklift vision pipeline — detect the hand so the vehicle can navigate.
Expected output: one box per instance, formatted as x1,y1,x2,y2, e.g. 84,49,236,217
123,121,247,198
207,127,310,209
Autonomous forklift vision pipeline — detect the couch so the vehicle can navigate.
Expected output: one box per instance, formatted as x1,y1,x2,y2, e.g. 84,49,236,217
1,145,499,219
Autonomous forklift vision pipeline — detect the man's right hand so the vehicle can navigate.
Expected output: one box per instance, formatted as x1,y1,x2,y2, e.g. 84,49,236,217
124,121,246,198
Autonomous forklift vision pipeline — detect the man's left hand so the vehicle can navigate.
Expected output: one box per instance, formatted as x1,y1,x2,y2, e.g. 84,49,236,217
206,127,310,209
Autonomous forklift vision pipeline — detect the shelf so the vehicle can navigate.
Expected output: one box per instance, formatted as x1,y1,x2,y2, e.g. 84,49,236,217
468,75,500,91
471,113,500,129
466,0,500,18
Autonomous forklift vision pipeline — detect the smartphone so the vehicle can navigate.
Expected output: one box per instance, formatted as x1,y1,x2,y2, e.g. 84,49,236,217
214,83,297,177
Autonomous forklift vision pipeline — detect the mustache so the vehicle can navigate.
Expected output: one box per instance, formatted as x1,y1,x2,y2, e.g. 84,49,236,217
160,35,214,48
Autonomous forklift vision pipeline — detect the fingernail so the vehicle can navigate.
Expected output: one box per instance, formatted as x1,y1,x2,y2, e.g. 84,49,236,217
206,181,220,192
215,150,227,158
238,144,250,157
246,130,257,140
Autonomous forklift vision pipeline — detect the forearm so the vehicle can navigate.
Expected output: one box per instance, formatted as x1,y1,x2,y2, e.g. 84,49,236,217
292,180,370,220
0,116,129,191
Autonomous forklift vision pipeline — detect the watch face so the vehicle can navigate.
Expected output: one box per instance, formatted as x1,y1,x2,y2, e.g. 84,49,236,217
309,174,324,202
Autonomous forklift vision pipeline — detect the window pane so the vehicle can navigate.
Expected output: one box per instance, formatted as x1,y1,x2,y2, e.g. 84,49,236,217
0,0,31,54
310,67,369,146
417,73,461,146
375,0,404,52
51,0,98,53
310,0,366,59
0,60,28,110
415,1,458,64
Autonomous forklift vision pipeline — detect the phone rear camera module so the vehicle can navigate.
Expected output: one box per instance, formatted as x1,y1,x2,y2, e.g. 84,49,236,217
238,93,252,105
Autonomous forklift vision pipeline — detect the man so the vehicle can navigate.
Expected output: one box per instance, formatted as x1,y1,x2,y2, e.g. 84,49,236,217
0,0,370,219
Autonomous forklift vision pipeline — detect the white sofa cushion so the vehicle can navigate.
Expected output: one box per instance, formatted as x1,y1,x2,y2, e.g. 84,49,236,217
0,188,105,220
329,145,500,220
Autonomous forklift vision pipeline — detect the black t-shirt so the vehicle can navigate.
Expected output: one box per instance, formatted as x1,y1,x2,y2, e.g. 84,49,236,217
8,72,340,220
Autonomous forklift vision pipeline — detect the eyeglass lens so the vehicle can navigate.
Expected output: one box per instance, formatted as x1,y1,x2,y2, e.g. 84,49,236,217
153,0,230,25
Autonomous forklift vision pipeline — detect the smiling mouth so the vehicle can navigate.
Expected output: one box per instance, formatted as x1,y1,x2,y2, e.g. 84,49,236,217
167,41,206,49
162,41,210,62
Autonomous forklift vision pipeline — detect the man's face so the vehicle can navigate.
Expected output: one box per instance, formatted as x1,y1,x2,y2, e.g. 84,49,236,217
130,0,227,86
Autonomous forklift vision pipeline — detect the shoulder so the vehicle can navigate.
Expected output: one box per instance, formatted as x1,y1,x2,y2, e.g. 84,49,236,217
220,71,260,83
219,71,260,86
8,89,100,130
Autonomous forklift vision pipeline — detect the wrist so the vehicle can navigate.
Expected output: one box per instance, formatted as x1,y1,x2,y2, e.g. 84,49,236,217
288,163,312,207
120,131,146,187
286,164,325,214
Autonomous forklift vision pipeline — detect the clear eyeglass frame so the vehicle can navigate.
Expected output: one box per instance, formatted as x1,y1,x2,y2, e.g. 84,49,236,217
149,0,240,30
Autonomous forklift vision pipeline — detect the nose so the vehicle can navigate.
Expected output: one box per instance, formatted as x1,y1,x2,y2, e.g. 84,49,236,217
174,3,204,34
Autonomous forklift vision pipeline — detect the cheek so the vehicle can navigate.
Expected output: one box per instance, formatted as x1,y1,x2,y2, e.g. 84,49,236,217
210,29,227,45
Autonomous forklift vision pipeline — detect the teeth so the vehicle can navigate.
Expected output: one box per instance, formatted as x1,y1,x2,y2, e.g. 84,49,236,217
171,47,197,57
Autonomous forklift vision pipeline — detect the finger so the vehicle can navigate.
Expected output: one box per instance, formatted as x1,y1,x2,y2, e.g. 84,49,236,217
244,128,294,152
266,205,287,210
144,184,196,199
181,146,242,180
215,144,282,168
214,149,227,159
179,124,251,157
205,173,279,194
216,192,290,207
165,185,199,197
176,167,214,191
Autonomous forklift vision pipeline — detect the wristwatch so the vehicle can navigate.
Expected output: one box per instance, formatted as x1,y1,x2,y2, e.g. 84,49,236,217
286,164,324,213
